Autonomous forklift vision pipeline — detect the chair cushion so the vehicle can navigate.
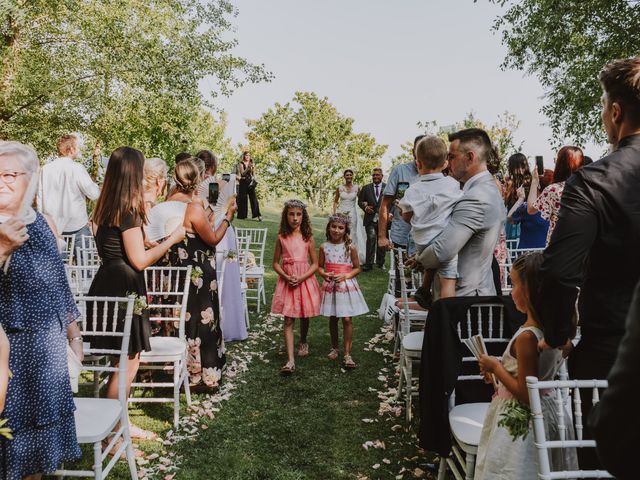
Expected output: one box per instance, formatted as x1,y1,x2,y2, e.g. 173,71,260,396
74,398,122,443
402,331,424,351
245,266,264,276
140,336,186,359
449,402,490,448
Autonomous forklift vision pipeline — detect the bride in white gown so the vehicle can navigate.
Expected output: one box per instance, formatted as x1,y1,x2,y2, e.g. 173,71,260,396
333,169,366,263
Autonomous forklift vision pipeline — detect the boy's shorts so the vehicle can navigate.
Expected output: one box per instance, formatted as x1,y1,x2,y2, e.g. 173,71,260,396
415,242,458,280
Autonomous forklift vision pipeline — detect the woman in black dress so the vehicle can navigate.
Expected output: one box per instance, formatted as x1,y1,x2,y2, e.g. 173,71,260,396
161,159,236,389
88,147,184,438
236,151,262,221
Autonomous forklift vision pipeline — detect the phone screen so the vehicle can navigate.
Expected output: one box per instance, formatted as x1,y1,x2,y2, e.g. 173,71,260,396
535,156,544,176
208,182,219,206
396,182,410,199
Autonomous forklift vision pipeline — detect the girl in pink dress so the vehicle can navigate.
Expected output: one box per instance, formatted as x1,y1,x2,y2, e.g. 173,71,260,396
271,199,321,375
318,214,368,369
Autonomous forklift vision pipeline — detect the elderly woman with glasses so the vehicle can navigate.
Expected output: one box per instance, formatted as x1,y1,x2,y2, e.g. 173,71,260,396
0,141,82,480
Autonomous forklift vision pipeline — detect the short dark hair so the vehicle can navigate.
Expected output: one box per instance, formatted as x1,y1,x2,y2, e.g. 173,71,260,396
412,135,426,158
343,168,354,176
415,136,447,169
583,156,593,166
448,128,493,164
175,151,192,164
599,57,640,126
372,167,383,174
196,149,217,172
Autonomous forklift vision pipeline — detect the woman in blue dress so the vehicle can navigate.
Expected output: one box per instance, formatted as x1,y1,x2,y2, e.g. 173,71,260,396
0,141,82,479
506,185,549,249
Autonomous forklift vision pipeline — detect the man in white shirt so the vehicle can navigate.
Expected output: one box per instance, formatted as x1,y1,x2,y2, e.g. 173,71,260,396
38,134,100,246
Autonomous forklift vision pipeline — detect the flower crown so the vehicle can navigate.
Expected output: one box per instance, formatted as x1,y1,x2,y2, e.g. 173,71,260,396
328,213,351,225
284,199,307,209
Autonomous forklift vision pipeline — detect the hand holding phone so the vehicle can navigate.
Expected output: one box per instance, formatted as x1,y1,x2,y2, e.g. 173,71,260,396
535,156,544,176
208,182,219,206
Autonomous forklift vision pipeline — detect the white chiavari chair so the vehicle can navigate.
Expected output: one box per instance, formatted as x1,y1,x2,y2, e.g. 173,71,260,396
437,304,510,480
508,247,545,265
237,234,251,329
61,234,76,265
234,227,267,311
55,295,137,480
130,266,192,428
527,376,614,479
65,265,99,297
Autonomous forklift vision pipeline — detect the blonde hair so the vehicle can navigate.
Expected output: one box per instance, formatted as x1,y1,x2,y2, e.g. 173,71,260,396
143,157,168,194
56,134,77,156
173,159,200,193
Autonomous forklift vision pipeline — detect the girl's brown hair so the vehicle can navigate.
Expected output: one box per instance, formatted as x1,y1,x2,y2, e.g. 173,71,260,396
93,146,147,227
173,159,201,193
278,201,312,241
325,214,352,256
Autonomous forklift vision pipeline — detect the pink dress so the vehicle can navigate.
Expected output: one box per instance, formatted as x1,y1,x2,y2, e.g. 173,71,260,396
271,234,321,318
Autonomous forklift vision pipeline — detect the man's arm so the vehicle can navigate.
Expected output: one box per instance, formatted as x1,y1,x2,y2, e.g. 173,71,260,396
377,195,394,249
417,196,482,269
77,167,100,200
357,185,368,212
537,174,597,347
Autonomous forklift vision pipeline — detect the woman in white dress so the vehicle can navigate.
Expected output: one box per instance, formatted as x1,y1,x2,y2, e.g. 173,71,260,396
333,169,366,263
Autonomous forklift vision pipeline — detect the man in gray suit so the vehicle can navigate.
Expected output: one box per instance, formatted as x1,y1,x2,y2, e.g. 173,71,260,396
417,128,503,296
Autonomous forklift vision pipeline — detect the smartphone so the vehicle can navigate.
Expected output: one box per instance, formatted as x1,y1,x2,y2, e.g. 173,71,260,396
535,156,544,176
396,181,410,199
208,182,219,206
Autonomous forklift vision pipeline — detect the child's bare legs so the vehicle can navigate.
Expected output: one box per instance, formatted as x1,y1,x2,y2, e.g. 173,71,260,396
439,277,457,299
283,316,296,365
329,316,339,350
342,317,353,356
298,317,310,356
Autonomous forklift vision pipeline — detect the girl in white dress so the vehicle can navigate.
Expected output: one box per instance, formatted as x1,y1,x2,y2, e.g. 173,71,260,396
474,252,577,479
318,213,369,369
333,169,366,263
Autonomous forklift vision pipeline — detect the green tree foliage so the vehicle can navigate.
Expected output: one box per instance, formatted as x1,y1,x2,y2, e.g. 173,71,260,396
391,111,521,175
486,0,640,144
245,92,388,207
0,0,270,162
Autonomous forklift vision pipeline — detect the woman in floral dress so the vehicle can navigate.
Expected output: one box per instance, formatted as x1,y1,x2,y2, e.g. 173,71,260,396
160,159,236,389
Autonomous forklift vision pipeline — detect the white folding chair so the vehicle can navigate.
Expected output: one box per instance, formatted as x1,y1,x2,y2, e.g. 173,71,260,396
387,246,397,295
527,376,614,479
508,247,545,264
76,246,101,267
438,304,510,480
234,227,267,312
55,295,137,480
236,234,252,329
394,248,428,421
81,234,97,251
61,234,76,265
499,262,514,295
505,238,519,253
130,266,192,428
65,265,100,297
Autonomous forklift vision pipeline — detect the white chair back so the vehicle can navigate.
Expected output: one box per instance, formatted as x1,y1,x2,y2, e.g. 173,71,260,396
507,247,545,265
506,238,519,252
234,227,267,267
76,245,101,267
526,376,614,479
237,234,250,283
61,234,76,265
65,265,99,297
80,234,97,250
144,266,192,339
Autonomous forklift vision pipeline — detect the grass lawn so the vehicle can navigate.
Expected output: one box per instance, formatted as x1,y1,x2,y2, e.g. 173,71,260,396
66,205,433,480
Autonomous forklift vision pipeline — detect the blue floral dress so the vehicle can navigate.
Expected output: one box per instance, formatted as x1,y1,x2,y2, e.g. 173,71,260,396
0,213,81,479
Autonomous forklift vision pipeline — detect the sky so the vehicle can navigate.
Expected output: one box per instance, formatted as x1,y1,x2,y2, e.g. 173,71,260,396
207,0,604,170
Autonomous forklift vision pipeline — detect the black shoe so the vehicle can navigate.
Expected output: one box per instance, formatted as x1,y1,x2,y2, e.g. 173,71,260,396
361,264,372,272
412,286,433,309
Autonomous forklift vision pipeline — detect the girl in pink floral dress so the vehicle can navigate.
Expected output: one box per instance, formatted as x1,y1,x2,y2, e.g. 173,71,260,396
271,200,321,375
318,214,368,369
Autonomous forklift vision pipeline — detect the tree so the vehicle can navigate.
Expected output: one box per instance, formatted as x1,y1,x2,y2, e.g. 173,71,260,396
486,0,640,144
1,0,270,160
391,111,521,174
245,92,387,208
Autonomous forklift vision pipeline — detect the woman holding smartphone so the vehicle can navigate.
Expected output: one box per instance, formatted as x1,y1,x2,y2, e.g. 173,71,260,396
527,146,584,246
236,151,262,221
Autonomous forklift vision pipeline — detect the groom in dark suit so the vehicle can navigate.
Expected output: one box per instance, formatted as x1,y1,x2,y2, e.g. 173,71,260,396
358,167,386,271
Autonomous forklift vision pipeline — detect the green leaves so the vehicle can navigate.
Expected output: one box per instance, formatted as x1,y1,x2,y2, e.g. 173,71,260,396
488,0,640,145
497,399,531,441
245,91,387,207
0,0,271,162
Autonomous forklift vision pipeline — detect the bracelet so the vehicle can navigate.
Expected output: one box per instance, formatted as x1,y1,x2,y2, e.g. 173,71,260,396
68,336,83,343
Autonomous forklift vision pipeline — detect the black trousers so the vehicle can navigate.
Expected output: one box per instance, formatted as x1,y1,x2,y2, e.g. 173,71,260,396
569,334,622,473
365,222,386,267
237,180,261,219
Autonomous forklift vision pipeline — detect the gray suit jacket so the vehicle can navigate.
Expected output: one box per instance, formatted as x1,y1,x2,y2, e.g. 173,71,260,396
417,171,504,296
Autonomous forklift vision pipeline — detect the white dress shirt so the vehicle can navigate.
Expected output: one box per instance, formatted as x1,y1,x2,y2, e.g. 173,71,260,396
398,173,462,245
37,157,100,233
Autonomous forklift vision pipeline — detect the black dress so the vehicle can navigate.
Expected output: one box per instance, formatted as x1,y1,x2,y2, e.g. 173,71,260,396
87,212,151,355
159,232,226,388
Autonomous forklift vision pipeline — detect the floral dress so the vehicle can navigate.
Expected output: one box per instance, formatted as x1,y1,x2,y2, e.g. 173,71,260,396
533,182,565,246
160,233,225,388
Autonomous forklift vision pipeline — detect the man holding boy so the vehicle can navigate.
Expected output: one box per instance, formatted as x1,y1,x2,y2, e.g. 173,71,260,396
398,136,462,305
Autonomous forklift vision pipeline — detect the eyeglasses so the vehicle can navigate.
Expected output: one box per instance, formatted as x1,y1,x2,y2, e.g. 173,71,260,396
0,171,27,184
